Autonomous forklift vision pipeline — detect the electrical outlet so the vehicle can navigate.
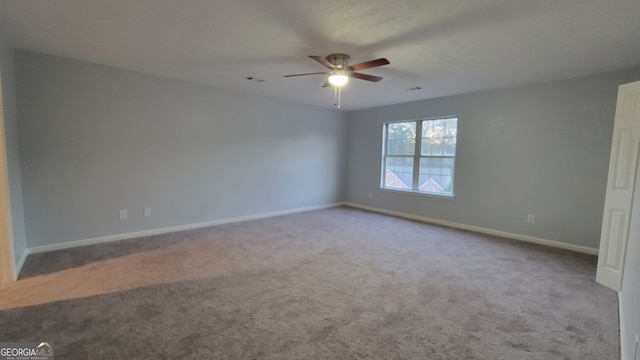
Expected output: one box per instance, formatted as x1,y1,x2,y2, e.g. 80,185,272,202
300,192,305,199
119,210,127,220
527,214,535,223
144,207,151,217
369,192,373,198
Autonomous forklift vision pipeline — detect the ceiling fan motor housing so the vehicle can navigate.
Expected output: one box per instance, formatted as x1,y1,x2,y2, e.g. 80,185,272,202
327,54,350,69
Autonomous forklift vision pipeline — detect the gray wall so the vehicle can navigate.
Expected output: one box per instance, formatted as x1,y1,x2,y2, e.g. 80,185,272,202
0,37,27,269
15,51,346,248
345,68,640,249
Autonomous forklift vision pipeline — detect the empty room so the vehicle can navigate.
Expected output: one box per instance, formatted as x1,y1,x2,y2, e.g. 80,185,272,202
1,1,640,359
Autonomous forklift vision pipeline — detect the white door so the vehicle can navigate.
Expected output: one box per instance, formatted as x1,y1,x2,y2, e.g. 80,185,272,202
597,80,640,291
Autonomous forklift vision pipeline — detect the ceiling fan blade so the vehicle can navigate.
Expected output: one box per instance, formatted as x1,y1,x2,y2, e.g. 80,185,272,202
283,72,329,77
309,55,337,70
347,58,390,72
350,72,383,82
322,80,331,88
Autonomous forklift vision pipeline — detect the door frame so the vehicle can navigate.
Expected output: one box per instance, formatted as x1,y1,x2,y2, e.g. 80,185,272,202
0,67,16,284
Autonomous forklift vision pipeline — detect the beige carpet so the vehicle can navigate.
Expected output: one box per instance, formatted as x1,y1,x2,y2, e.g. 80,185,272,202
0,206,618,359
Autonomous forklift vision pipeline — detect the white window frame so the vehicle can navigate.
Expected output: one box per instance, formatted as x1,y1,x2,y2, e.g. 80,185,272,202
381,117,458,197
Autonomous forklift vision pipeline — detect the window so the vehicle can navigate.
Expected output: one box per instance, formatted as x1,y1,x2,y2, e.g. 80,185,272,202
381,117,458,196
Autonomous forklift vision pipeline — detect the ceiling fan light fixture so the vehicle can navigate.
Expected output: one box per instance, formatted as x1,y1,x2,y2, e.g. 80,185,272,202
328,72,349,87
283,54,390,108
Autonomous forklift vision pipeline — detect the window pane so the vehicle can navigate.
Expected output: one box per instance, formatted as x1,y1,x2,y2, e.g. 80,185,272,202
384,157,413,189
444,138,456,156
435,120,445,138
421,138,432,156
445,118,457,138
421,119,447,156
431,140,443,156
419,157,454,195
431,158,442,175
441,175,453,192
441,158,454,176
387,122,416,156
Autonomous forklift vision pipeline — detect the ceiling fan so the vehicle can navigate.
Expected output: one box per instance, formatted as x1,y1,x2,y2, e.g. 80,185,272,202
284,54,390,108
284,54,390,87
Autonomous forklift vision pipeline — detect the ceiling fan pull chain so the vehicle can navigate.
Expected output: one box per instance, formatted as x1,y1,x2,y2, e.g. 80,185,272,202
334,86,342,109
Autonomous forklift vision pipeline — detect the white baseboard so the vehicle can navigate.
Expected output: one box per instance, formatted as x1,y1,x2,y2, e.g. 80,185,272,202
341,202,599,255
24,201,597,259
28,203,340,255
14,249,29,279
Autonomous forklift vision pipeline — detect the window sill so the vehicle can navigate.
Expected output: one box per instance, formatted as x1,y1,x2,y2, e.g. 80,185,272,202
379,187,455,199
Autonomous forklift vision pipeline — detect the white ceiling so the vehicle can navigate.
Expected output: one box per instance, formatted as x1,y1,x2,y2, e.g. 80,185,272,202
1,0,640,111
